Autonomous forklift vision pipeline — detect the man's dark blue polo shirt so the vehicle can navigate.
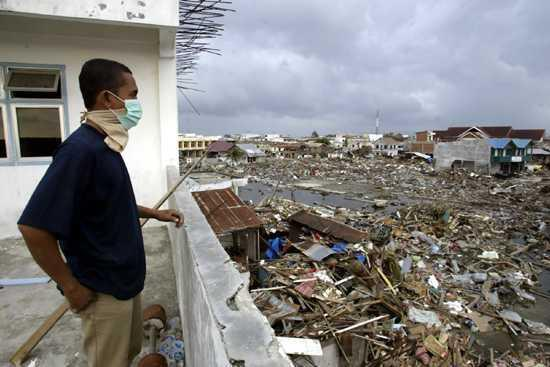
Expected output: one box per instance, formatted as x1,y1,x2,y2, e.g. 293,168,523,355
18,124,145,300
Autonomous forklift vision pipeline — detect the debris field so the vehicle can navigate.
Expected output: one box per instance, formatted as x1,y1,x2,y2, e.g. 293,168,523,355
226,156,550,366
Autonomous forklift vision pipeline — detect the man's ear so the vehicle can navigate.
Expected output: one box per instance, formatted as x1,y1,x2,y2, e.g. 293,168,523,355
101,90,113,109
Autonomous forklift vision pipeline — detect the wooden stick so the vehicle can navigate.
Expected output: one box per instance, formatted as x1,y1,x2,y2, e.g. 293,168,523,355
9,302,70,367
335,315,389,334
376,267,397,295
351,333,394,351
140,149,209,226
319,305,351,366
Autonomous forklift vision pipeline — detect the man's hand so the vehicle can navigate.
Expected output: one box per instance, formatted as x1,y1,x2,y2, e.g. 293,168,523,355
63,279,96,313
155,209,184,228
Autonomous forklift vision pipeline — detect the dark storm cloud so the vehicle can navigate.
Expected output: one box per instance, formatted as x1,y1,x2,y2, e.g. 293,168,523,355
179,1,550,136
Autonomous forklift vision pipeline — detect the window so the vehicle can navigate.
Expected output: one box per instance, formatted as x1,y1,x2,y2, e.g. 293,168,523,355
7,68,60,92
15,107,62,157
0,63,66,164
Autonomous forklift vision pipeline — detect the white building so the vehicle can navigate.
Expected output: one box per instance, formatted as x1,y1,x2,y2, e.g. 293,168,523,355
374,136,406,157
346,136,372,150
240,133,262,141
264,134,284,142
0,1,180,237
367,133,384,142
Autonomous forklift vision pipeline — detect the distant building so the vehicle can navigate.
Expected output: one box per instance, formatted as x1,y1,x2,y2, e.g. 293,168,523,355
207,140,235,159
264,134,284,142
236,144,266,163
367,134,384,142
373,136,406,157
488,138,534,175
280,144,303,159
410,131,435,155
178,134,221,159
434,139,491,171
346,136,372,151
240,133,262,141
434,126,545,143
434,138,534,175
532,148,550,165
331,134,346,148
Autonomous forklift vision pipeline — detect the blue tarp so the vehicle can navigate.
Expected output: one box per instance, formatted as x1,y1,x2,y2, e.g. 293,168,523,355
330,242,366,263
354,253,366,263
331,242,348,254
265,237,285,260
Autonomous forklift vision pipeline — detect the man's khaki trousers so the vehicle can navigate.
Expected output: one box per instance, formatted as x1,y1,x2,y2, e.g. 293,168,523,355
79,292,143,367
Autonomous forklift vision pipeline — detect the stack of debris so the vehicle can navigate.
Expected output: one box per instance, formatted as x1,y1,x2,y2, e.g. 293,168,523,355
248,200,549,366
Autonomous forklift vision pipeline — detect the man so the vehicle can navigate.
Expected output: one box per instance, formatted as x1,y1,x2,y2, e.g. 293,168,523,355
17,58,182,367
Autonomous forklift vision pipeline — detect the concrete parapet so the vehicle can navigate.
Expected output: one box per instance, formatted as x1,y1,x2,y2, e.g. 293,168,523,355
166,166,293,367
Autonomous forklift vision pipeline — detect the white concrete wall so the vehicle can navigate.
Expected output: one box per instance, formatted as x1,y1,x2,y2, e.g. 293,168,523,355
433,139,491,170
0,0,178,28
0,15,178,237
166,167,293,367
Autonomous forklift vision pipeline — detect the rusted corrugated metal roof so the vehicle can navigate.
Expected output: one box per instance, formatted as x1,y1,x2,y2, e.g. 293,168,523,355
192,188,263,235
288,210,369,243
208,140,234,153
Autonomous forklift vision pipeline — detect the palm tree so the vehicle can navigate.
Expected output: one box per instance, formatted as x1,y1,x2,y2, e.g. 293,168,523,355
229,147,245,163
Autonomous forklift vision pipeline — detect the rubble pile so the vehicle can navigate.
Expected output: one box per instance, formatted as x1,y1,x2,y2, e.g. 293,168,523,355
243,157,549,366
250,205,549,365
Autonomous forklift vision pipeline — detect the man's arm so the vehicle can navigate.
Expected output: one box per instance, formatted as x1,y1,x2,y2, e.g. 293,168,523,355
137,205,184,227
18,225,95,312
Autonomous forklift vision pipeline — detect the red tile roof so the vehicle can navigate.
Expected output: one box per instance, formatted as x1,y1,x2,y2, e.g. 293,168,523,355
478,126,512,138
508,129,545,141
192,189,263,235
435,126,545,142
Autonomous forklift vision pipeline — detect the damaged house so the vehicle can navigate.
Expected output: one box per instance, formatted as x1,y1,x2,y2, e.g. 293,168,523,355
434,126,543,175
192,188,263,263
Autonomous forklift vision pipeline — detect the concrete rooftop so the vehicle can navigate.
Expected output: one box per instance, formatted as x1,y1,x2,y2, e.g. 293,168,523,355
0,226,177,367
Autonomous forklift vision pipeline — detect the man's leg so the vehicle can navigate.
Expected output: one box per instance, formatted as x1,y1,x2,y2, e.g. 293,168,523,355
80,293,135,367
128,293,143,363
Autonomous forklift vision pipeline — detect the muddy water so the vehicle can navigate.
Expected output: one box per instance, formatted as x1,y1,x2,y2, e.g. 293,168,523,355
476,270,550,359
239,182,372,210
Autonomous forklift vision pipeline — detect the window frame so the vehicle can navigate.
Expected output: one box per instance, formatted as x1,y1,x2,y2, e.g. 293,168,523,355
0,62,69,166
6,68,61,93
0,104,9,161
10,103,66,163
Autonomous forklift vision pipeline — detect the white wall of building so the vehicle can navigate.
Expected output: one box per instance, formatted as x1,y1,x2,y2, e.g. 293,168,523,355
0,14,178,237
0,0,178,27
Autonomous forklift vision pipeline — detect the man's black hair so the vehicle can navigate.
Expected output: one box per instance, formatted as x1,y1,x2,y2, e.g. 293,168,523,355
79,59,132,109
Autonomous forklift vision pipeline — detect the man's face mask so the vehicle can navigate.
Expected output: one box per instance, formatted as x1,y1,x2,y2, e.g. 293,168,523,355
107,90,143,130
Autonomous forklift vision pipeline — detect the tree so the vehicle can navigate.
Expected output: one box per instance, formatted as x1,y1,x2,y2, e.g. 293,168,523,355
229,147,245,163
311,131,319,138
356,145,373,157
316,137,331,146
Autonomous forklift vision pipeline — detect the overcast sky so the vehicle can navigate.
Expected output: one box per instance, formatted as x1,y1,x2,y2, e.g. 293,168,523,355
178,1,550,137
